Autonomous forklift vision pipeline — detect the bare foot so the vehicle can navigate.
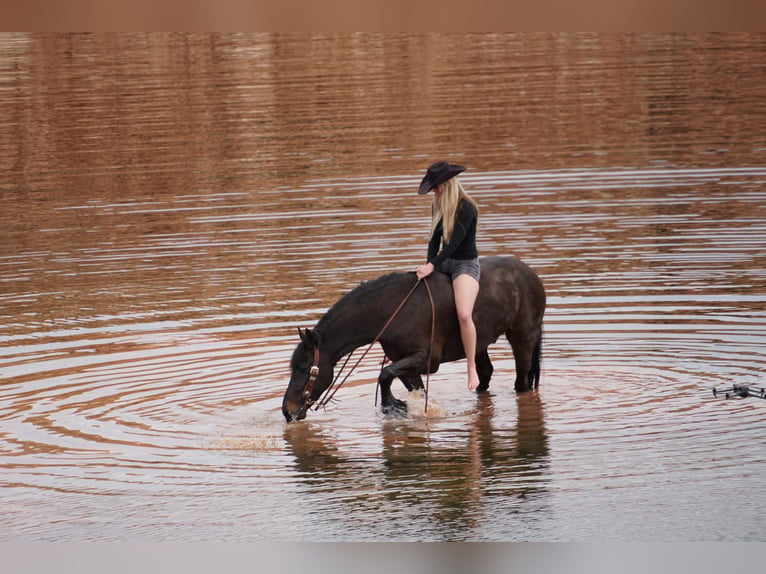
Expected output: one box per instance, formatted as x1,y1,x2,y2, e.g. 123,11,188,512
467,369,480,391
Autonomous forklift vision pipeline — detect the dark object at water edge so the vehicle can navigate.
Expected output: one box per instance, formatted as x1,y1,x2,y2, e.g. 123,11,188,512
712,384,766,399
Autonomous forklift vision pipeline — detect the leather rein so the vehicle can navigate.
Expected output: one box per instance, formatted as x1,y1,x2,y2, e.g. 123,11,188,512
302,276,436,412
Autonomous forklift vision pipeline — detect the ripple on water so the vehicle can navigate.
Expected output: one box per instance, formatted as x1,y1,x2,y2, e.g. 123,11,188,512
2,34,766,541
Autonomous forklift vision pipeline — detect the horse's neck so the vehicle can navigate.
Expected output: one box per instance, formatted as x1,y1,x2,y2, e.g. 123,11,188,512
319,311,380,366
317,281,404,366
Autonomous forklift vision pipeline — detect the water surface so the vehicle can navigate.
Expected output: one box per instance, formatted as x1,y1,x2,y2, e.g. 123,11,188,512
1,33,765,541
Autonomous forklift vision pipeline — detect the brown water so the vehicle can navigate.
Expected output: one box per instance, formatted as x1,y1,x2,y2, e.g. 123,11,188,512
1,33,765,541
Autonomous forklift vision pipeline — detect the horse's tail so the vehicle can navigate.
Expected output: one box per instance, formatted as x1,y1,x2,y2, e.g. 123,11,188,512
529,329,543,388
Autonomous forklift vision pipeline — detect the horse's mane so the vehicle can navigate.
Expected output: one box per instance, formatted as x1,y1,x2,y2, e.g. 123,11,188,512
315,271,413,331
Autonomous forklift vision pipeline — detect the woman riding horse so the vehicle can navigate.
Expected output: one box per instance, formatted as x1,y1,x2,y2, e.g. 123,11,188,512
415,161,481,392
282,164,546,422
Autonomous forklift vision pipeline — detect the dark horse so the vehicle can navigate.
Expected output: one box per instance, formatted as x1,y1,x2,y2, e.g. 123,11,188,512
282,256,546,422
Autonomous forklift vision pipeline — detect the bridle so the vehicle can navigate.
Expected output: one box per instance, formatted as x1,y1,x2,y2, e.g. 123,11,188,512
302,346,321,405
300,276,436,412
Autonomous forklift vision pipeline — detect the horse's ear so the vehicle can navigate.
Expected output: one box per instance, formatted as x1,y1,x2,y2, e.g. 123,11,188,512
304,328,321,349
297,327,305,342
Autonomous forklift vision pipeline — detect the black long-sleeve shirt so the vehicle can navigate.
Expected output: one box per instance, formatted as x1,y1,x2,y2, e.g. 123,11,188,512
427,199,478,266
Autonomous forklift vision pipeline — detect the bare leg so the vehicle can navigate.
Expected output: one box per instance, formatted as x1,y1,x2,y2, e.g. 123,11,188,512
453,273,480,391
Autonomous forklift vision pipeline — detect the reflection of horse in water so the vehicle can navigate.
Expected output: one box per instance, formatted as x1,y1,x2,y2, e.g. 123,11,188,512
282,423,346,477
282,256,546,421
282,393,549,538
380,393,549,535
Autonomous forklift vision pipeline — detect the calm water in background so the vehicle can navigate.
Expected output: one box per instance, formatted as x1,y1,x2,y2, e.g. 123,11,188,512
1,33,765,541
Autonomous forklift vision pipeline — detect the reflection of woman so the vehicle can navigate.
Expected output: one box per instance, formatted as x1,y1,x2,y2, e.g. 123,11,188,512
415,161,481,391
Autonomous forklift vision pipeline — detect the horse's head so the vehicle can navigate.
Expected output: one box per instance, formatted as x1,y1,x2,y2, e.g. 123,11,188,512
282,328,333,422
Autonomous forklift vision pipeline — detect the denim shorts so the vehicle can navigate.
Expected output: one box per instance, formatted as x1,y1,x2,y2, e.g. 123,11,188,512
439,257,481,282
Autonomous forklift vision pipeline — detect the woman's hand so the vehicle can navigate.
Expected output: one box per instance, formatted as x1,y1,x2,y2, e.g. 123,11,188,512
416,262,434,280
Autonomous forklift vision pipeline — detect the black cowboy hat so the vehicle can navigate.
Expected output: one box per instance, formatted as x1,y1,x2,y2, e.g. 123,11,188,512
417,161,466,195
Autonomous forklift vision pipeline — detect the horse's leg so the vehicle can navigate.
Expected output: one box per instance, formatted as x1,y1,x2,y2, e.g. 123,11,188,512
378,365,408,417
475,349,493,393
506,327,541,393
398,374,424,392
378,355,429,417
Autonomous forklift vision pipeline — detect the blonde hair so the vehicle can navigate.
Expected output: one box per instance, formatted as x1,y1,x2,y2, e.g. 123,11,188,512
431,176,478,242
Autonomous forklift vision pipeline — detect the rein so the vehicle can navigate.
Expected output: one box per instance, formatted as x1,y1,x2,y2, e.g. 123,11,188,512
301,346,320,402
312,276,436,412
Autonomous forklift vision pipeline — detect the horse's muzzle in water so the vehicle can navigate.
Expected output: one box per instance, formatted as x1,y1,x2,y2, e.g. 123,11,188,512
282,399,308,422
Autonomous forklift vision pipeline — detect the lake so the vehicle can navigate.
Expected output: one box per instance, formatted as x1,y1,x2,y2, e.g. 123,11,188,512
1,33,765,541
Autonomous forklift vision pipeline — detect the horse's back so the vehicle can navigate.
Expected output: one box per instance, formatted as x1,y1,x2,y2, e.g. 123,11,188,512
481,256,545,298
476,256,546,335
